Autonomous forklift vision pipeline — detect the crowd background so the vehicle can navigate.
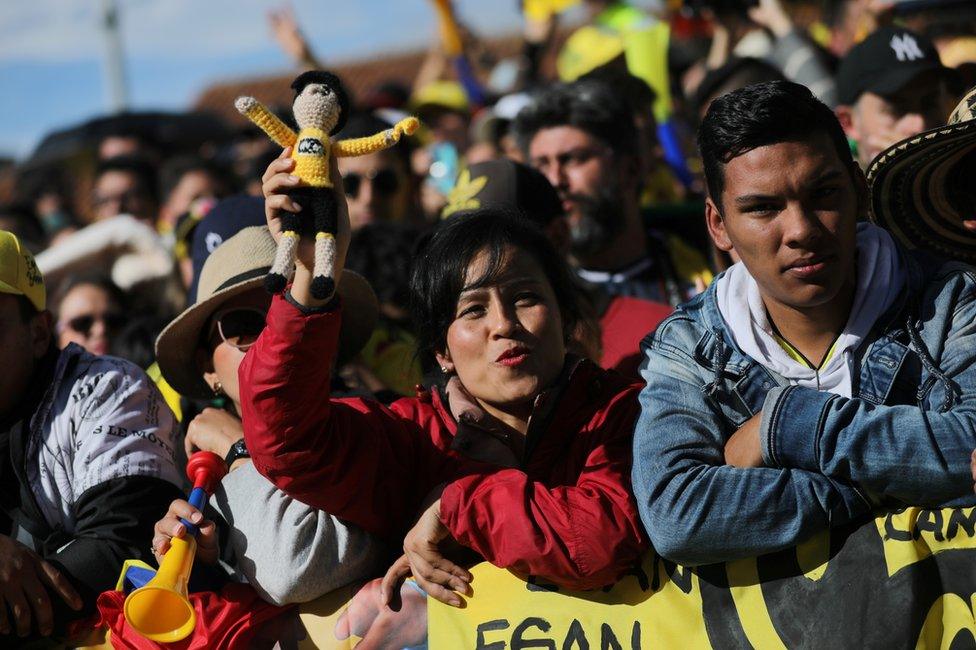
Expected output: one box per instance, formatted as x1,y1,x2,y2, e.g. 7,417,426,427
1,0,976,644
2,0,972,402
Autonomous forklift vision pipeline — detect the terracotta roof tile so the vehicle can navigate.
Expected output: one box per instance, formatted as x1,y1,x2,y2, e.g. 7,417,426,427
192,31,561,125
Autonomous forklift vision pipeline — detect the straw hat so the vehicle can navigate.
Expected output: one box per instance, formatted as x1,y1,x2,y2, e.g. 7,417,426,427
156,225,378,399
867,85,976,265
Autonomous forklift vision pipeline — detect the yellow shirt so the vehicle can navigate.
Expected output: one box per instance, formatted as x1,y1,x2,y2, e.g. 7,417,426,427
772,333,838,370
294,126,333,188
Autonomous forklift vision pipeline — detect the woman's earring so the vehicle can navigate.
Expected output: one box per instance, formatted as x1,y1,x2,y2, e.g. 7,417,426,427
212,380,224,396
440,366,450,374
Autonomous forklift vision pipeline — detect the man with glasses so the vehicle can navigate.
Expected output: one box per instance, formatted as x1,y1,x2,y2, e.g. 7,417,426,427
336,114,418,230
0,231,182,641
90,156,159,225
513,78,710,306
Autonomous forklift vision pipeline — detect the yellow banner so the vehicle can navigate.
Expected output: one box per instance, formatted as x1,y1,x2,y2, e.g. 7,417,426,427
429,553,708,648
875,506,976,577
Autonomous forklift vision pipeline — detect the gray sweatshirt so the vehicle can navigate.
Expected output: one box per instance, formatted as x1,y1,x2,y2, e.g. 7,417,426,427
210,462,386,606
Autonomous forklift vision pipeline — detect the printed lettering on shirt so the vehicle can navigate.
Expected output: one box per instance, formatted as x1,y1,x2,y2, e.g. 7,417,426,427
90,423,175,458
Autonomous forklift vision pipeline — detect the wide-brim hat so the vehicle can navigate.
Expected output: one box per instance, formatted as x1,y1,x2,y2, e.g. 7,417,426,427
867,85,976,265
156,225,378,399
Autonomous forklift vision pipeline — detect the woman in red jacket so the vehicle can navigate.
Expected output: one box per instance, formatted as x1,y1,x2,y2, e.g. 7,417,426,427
242,150,647,608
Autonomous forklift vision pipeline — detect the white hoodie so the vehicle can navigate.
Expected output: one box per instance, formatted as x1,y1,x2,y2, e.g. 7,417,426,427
715,223,904,397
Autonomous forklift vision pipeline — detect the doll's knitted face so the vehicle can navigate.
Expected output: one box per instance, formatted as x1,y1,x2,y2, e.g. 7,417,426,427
293,84,340,133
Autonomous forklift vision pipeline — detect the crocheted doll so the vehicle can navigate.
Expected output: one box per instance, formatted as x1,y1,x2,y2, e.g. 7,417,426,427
236,71,419,298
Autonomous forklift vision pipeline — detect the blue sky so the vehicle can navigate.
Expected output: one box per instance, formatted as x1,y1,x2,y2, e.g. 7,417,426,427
0,1,534,160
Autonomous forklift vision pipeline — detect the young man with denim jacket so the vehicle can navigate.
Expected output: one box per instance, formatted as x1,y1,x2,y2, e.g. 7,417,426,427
631,81,976,567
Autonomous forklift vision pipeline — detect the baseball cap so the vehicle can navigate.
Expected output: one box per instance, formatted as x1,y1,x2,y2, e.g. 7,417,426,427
187,195,266,303
837,27,948,105
0,230,45,311
410,81,470,115
441,159,563,227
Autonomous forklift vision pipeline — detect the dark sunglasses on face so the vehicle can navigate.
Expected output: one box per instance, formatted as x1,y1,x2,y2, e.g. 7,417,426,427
209,307,267,352
91,189,150,211
59,312,127,336
343,168,400,199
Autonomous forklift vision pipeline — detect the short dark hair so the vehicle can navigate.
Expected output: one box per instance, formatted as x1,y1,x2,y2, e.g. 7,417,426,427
698,80,856,207
110,314,170,369
95,155,159,203
409,210,580,369
291,70,350,135
158,154,234,203
512,79,638,158
50,272,127,322
692,58,786,116
580,65,658,115
346,222,421,313
338,112,413,169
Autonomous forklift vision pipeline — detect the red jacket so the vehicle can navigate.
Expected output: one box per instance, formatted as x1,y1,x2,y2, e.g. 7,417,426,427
240,295,647,590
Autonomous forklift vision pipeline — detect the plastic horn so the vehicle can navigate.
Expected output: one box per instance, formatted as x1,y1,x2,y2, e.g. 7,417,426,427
123,451,227,642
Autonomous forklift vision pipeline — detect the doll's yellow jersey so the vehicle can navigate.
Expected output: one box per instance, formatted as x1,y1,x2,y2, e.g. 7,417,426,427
294,126,333,188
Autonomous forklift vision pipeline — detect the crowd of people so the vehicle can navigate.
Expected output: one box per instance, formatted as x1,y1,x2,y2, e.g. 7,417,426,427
1,0,975,646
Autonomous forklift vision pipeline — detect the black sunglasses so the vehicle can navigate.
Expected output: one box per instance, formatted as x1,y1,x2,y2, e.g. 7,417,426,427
208,307,267,351
343,168,400,199
59,312,127,336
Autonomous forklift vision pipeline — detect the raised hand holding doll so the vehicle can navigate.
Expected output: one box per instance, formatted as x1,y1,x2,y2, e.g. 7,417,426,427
236,71,419,298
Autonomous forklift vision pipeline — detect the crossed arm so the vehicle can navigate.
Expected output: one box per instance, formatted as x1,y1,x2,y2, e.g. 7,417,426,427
631,329,872,566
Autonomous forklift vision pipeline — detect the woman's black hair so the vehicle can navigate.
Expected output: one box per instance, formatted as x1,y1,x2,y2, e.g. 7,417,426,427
50,272,127,321
110,314,170,369
409,209,580,370
698,80,856,208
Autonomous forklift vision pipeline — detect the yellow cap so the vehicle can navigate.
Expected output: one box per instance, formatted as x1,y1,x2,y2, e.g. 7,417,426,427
411,81,469,113
557,25,625,81
0,231,45,311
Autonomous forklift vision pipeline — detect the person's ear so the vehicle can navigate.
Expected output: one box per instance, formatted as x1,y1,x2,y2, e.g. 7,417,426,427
434,349,454,375
705,196,734,252
30,311,53,358
201,370,220,394
835,105,858,141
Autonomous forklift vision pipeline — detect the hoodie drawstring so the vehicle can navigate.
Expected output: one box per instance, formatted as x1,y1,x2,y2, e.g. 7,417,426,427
706,328,727,398
905,316,956,412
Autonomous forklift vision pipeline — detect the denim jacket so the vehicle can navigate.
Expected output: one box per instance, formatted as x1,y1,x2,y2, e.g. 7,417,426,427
632,249,976,566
